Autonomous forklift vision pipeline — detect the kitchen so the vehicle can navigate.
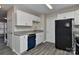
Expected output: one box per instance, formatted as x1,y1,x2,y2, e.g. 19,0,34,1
0,4,79,55
7,6,45,54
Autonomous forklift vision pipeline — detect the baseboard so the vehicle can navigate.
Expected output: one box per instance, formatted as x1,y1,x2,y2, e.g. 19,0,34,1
42,40,46,43
41,41,55,44
45,41,55,44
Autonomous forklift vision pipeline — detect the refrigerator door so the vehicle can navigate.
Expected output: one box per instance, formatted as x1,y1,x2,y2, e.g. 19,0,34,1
55,19,72,51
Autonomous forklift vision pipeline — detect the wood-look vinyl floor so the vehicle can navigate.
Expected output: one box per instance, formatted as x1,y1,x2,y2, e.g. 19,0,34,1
0,38,73,55
22,42,73,55
0,43,16,55
0,38,16,55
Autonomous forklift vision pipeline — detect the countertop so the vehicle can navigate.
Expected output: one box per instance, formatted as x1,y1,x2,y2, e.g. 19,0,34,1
14,30,43,36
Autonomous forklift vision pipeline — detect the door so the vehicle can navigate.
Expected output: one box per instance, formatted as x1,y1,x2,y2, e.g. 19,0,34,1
55,19,72,51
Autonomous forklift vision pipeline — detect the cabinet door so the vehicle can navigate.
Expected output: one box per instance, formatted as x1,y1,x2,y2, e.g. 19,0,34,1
16,10,24,25
36,33,40,45
13,35,28,54
36,16,40,22
31,15,40,22
20,35,27,53
35,16,40,22
24,13,32,26
16,10,32,26
39,33,44,43
14,36,20,54
36,33,43,45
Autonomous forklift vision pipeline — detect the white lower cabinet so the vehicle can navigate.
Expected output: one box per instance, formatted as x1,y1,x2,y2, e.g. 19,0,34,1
20,35,28,53
13,35,28,54
36,33,44,46
13,33,44,54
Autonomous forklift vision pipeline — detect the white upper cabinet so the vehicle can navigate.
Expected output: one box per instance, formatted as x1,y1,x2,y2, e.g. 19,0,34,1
34,16,40,22
74,10,79,25
16,10,40,26
16,10,32,26
31,14,40,22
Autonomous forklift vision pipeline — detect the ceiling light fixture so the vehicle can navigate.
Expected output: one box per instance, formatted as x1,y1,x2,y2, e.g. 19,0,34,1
46,4,53,9
0,5,1,8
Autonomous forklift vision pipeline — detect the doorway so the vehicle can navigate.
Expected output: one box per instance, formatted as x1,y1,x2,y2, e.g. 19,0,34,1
0,18,7,45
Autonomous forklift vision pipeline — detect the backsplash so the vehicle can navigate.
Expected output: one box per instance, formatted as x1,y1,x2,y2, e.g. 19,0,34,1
33,22,41,30
14,26,33,32
14,22,41,32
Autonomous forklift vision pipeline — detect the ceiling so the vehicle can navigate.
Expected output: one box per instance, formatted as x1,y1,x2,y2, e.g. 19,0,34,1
0,4,79,17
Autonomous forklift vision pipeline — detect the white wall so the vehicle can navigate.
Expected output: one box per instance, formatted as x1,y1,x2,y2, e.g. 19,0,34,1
46,14,57,43
46,9,79,43
40,15,46,42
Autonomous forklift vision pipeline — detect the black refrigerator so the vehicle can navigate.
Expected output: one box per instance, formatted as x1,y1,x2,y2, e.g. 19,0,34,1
55,18,73,51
